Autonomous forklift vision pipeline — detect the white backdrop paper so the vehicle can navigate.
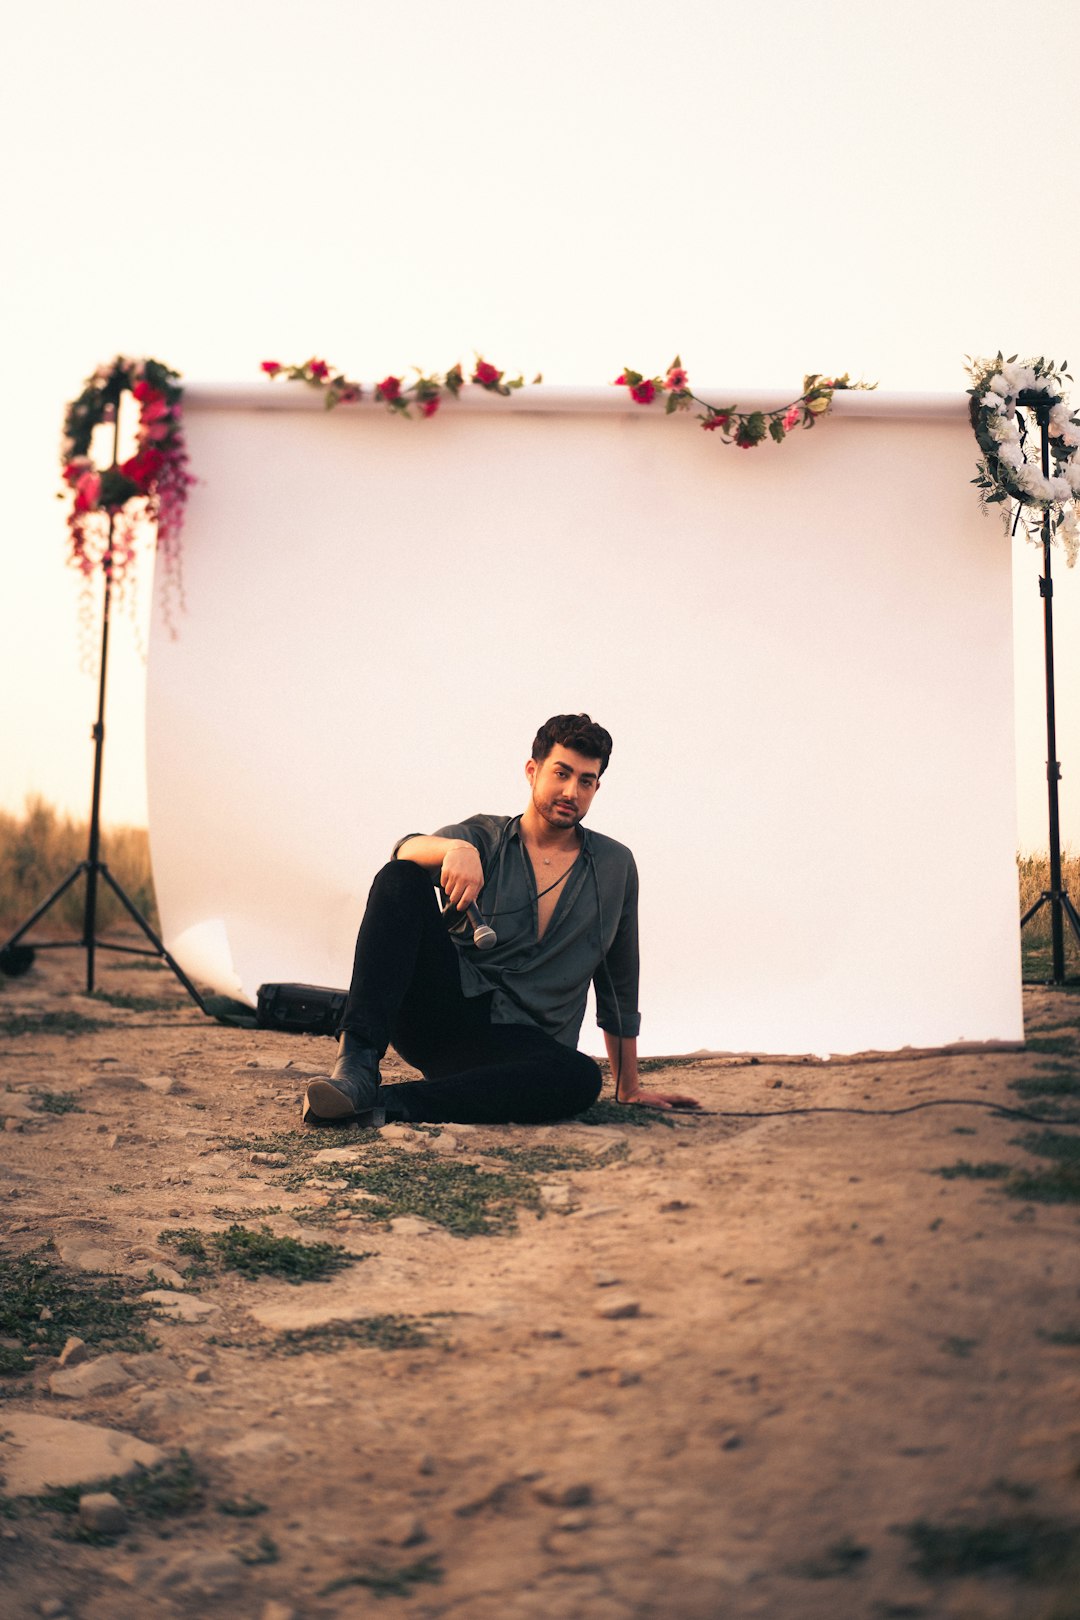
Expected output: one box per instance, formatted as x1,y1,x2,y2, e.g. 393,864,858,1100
147,385,1023,1055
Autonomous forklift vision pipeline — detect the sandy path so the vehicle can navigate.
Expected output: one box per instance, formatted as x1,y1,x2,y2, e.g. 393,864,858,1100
1,952,1078,1620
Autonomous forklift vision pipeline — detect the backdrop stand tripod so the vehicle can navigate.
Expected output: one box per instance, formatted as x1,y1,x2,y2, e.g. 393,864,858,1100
0,414,210,1014
1018,397,1080,983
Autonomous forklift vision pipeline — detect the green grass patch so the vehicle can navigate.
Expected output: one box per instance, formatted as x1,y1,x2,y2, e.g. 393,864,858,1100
3,1452,204,1530
1003,1165,1080,1203
0,1011,110,1039
1013,1129,1080,1165
940,1337,979,1358
1010,1074,1080,1098
325,1152,540,1236
900,1514,1078,1580
788,1536,870,1579
216,1494,268,1516
30,1089,82,1115
577,1098,676,1128
320,1556,443,1598
0,1247,156,1373
930,1161,1014,1181
1037,1326,1080,1346
277,1314,437,1355
1023,1035,1079,1056
235,1531,278,1565
481,1142,625,1173
158,1223,355,1283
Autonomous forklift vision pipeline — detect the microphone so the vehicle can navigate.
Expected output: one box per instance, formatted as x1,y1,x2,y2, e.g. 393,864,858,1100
466,903,497,950
442,897,498,950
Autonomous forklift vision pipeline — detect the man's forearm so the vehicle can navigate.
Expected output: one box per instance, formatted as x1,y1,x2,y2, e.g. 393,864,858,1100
396,836,467,869
603,1031,640,1099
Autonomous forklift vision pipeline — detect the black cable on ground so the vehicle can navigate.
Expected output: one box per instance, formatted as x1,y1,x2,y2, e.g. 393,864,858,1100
648,1098,1080,1127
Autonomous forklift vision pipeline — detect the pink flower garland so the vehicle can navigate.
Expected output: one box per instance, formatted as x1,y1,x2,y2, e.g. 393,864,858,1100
60,358,194,610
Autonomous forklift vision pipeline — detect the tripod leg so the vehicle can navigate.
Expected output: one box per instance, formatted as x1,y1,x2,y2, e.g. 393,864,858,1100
96,865,212,1015
1061,893,1080,955
1,863,88,951
1020,893,1049,929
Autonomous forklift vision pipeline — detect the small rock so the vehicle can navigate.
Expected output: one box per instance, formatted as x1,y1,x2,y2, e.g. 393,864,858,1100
159,1548,245,1596
594,1271,619,1288
38,1601,66,1618
145,1264,187,1289
659,1199,692,1212
250,1151,288,1166
140,1290,218,1322
4,1118,21,1133
418,1453,436,1475
596,1297,640,1320
556,1512,591,1531
186,1364,211,1384
50,1355,131,1399
383,1513,426,1547
532,1325,564,1340
430,1132,459,1153
535,1481,593,1508
539,1184,572,1207
1,1413,164,1494
261,1603,297,1620
78,1492,126,1534
720,1432,743,1451
610,1369,641,1387
311,1147,362,1165
138,1074,179,1095
389,1215,437,1236
379,1123,422,1143
58,1337,87,1367
39,1306,53,1321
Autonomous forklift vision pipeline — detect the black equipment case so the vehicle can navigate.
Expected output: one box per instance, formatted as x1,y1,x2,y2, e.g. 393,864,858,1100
255,982,346,1037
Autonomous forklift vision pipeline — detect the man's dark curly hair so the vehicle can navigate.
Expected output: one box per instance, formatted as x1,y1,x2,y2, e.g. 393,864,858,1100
531,713,613,776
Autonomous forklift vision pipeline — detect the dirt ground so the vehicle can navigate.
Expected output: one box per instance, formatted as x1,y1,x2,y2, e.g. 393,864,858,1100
1,950,1079,1620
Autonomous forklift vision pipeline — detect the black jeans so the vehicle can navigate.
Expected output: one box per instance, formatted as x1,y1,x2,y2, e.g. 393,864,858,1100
339,861,602,1125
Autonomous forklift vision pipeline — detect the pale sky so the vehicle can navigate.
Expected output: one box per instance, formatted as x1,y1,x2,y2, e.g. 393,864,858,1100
3,0,1079,849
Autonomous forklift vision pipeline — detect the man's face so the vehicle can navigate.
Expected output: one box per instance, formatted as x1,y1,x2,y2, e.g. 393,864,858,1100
525,746,602,832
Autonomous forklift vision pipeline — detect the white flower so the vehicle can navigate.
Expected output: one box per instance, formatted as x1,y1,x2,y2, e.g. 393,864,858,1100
996,442,1023,469
981,393,1004,411
1051,476,1072,502
990,374,1010,397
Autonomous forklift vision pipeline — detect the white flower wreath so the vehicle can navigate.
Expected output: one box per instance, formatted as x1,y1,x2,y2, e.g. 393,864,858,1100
968,353,1080,567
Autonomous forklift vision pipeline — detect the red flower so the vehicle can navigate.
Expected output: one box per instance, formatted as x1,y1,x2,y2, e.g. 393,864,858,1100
132,380,163,406
630,380,656,405
261,361,282,376
614,373,627,386
308,359,329,380
376,375,402,402
119,448,165,489
73,471,101,512
422,395,440,417
337,385,361,404
472,359,502,387
666,368,688,391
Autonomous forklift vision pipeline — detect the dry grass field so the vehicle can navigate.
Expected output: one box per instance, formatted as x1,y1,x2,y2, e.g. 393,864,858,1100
0,800,158,938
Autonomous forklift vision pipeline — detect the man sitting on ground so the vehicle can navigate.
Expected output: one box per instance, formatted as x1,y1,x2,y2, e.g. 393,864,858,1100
303,712,699,1125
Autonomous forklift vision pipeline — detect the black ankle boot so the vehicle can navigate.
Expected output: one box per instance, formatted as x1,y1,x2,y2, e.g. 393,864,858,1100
302,1032,381,1125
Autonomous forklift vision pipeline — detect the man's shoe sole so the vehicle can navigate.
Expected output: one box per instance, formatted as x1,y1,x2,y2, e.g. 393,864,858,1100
303,1078,361,1124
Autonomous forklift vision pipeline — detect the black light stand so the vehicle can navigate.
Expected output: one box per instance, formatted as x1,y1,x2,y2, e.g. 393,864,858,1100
1018,397,1080,982
0,415,210,1014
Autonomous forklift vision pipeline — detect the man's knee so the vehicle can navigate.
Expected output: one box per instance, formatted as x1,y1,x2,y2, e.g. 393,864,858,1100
558,1049,603,1113
367,859,437,909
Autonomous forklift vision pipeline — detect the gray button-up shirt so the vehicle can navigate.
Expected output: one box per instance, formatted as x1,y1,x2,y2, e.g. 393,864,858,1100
396,813,640,1049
